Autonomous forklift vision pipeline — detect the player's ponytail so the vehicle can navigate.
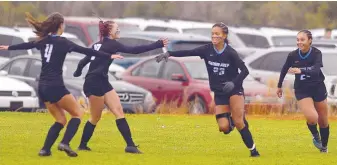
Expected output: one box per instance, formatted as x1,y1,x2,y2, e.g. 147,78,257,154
25,12,64,40
213,22,229,45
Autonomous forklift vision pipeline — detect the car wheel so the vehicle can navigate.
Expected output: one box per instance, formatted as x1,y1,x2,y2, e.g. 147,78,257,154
188,96,207,114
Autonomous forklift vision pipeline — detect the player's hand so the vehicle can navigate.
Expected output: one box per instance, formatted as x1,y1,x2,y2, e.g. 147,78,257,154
111,54,124,59
222,81,235,94
155,52,170,63
0,45,9,50
276,88,283,98
160,38,169,47
288,67,301,74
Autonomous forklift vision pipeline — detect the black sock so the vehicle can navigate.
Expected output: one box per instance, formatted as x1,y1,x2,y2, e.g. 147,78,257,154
307,123,319,138
244,116,249,129
79,121,96,147
239,126,255,150
42,122,64,151
116,118,135,146
320,126,330,148
61,118,81,145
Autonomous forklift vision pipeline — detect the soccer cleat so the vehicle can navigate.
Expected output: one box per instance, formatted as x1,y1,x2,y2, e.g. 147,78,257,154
78,145,92,151
125,145,143,154
320,147,328,153
250,149,260,157
312,135,323,150
38,149,51,157
58,143,78,157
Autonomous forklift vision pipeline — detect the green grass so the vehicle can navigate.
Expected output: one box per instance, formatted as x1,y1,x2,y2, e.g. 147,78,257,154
1,112,337,165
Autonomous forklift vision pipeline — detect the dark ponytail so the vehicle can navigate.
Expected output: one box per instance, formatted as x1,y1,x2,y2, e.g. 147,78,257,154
25,12,64,40
213,22,229,44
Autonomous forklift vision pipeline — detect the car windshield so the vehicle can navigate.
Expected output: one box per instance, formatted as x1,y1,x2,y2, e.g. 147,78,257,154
170,41,209,51
183,28,210,37
63,59,116,81
29,37,85,55
183,61,208,80
271,36,297,47
236,33,270,48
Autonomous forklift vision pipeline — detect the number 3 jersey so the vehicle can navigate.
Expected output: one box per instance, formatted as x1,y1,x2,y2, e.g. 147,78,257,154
277,46,325,89
8,36,111,86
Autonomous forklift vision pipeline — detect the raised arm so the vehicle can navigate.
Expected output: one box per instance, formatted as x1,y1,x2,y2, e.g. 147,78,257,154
115,40,164,54
300,51,322,77
155,44,208,62
277,54,292,88
231,50,249,84
8,41,37,50
66,39,111,58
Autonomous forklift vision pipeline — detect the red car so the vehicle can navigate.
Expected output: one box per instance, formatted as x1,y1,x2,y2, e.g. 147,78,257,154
64,17,141,46
121,56,284,114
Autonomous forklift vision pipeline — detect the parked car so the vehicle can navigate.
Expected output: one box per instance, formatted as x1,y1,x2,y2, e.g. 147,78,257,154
0,55,155,113
0,73,39,112
0,26,84,59
243,47,337,104
121,56,284,114
64,16,141,46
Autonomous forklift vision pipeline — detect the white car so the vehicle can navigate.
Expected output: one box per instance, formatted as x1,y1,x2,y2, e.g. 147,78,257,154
0,71,39,112
244,47,337,104
0,26,85,63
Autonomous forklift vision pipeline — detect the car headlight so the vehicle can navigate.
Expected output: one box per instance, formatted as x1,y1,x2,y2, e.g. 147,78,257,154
31,90,36,97
144,92,155,104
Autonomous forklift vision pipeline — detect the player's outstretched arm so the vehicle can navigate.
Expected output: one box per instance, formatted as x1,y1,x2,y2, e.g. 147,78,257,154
154,45,207,63
115,38,168,54
0,41,37,51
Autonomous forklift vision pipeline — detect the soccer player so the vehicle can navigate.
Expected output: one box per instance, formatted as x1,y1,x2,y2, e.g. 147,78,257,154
277,30,329,153
0,12,122,157
154,22,260,157
73,20,168,154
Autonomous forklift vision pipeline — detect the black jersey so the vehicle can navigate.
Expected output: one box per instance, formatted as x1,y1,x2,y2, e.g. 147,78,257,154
75,37,163,80
8,35,112,86
168,43,249,94
277,46,324,89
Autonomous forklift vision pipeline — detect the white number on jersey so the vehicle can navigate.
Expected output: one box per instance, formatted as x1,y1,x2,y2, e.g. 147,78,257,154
44,44,53,63
300,74,306,80
91,44,102,61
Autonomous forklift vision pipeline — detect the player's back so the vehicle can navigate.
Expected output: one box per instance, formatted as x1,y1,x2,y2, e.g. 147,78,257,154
36,36,71,86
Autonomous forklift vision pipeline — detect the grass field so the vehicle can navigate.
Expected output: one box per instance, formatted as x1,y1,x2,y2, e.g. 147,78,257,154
1,112,337,165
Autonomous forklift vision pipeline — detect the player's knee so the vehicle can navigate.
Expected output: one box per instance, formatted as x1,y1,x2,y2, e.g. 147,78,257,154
232,115,245,129
306,113,318,124
219,126,230,133
216,113,231,132
112,106,125,118
72,109,84,119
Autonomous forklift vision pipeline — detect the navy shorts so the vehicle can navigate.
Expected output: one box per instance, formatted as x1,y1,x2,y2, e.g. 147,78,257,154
214,88,244,105
83,78,113,97
38,85,70,103
294,82,327,102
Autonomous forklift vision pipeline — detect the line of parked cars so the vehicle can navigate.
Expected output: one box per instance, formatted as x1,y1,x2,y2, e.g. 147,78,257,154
1,17,337,113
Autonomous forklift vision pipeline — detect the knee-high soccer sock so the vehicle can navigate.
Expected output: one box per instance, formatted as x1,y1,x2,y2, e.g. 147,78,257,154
116,118,135,147
79,121,96,147
239,126,256,151
307,123,319,139
61,118,81,145
244,116,249,128
42,122,64,151
320,126,330,148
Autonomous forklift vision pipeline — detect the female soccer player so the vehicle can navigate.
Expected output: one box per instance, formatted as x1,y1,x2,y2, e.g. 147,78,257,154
154,23,260,157
0,12,122,157
277,30,329,153
73,20,168,154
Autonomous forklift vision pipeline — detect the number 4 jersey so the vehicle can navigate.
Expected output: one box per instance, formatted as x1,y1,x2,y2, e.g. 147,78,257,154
8,35,112,86
277,46,325,89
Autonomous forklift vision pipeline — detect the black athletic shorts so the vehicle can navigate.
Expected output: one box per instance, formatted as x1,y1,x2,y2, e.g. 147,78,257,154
294,82,327,102
83,78,113,97
214,88,244,105
38,85,70,103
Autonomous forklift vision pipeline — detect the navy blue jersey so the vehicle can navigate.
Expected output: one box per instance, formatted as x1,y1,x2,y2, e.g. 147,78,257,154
277,46,324,89
168,43,249,94
8,35,111,86
75,37,163,80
